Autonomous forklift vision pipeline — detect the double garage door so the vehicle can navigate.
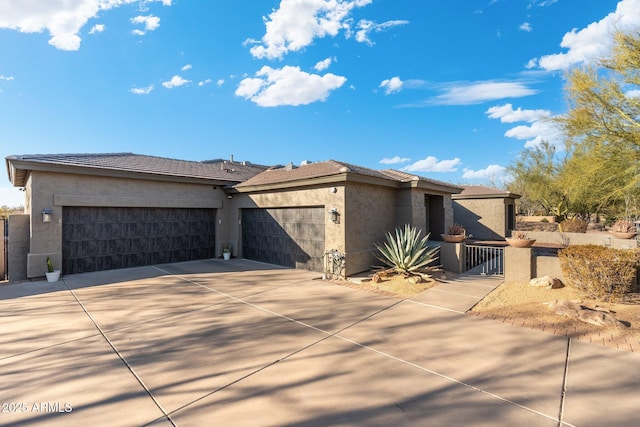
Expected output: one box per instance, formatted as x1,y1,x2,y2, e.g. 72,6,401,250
242,207,325,271
62,207,216,274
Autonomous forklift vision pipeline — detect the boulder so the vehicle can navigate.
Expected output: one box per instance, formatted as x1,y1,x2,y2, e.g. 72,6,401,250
545,299,627,328
529,276,564,289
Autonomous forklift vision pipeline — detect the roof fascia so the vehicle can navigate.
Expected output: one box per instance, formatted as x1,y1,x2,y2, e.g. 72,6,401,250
452,193,521,200
406,180,463,194
235,172,401,193
6,158,241,186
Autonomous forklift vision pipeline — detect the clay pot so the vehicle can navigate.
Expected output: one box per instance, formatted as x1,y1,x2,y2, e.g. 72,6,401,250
505,238,536,248
441,234,465,243
609,231,637,239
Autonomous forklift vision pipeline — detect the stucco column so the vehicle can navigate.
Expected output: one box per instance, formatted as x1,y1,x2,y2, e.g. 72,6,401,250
440,242,465,274
504,246,534,284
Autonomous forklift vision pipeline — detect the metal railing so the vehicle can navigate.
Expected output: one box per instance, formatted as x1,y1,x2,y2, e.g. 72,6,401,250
465,244,504,276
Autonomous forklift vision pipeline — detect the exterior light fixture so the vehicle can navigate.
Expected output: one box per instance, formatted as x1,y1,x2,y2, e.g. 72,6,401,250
42,208,52,223
329,208,340,224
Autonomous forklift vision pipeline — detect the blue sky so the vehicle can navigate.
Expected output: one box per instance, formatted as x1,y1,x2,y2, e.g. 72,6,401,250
1,0,639,207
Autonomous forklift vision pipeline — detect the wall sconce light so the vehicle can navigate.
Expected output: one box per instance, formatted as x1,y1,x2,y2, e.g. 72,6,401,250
227,194,233,199
42,208,52,223
329,208,340,224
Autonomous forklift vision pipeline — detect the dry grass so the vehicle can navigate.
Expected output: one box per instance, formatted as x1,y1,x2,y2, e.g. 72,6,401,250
471,281,640,341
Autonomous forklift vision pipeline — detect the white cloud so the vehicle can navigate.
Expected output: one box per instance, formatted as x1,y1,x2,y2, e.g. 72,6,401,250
379,156,411,164
181,64,192,71
354,19,409,45
235,65,346,107
530,0,640,70
0,75,15,81
433,81,537,105
314,57,333,71
162,75,190,88
198,79,212,87
216,79,225,86
505,121,562,148
486,103,562,148
130,84,154,94
404,156,461,173
131,14,160,35
626,89,640,97
485,103,551,123
379,76,403,95
0,0,172,51
519,22,532,32
462,165,508,181
89,24,105,34
248,0,374,60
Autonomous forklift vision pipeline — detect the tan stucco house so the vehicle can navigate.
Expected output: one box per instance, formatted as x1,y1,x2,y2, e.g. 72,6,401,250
452,185,520,240
5,153,462,281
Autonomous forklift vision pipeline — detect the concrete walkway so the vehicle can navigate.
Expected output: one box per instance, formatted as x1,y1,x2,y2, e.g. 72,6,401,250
0,259,638,426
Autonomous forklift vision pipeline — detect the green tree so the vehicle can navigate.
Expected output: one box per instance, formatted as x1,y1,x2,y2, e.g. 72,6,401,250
556,31,640,218
507,141,567,217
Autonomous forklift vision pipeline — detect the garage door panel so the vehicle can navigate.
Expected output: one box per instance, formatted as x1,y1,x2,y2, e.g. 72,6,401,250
241,207,324,271
63,207,216,274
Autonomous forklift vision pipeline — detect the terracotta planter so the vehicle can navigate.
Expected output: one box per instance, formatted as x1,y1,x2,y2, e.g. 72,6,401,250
609,231,637,239
441,234,465,243
505,238,536,248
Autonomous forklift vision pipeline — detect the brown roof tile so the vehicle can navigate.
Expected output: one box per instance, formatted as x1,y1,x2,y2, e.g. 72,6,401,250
455,185,520,198
236,159,463,192
6,153,267,186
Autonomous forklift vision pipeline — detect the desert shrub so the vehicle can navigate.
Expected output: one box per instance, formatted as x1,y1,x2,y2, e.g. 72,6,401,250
374,224,439,277
447,223,465,235
558,245,637,301
558,217,588,233
511,231,528,239
612,219,635,233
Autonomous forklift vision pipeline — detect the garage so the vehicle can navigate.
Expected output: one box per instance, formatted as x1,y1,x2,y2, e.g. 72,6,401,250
62,207,216,274
241,207,325,271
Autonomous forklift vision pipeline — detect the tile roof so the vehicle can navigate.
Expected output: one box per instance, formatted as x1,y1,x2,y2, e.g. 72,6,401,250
6,153,267,186
236,159,463,192
455,185,520,198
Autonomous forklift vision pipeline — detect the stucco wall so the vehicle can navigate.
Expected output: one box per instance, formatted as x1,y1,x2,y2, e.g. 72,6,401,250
25,171,226,277
8,214,30,282
344,182,396,275
0,219,4,280
454,198,510,240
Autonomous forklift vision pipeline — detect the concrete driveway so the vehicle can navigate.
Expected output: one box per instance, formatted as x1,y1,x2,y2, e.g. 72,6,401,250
1,259,639,426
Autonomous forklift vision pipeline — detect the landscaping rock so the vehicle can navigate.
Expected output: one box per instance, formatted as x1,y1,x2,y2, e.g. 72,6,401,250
529,276,564,289
545,299,627,328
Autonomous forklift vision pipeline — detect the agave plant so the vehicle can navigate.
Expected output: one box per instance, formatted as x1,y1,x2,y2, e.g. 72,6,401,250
374,224,439,277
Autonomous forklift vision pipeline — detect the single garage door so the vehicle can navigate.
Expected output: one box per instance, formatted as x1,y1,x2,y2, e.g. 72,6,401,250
242,207,325,271
62,207,216,274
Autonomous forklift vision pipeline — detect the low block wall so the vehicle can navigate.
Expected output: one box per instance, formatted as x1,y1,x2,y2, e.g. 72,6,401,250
517,216,556,223
522,231,638,250
534,255,566,283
